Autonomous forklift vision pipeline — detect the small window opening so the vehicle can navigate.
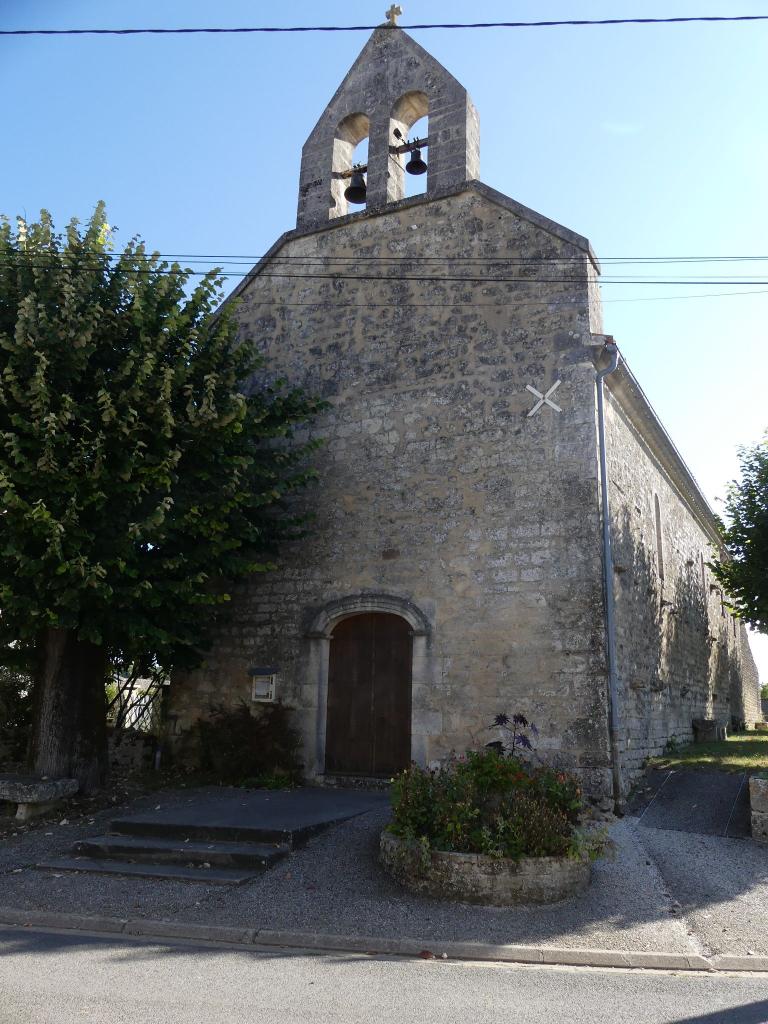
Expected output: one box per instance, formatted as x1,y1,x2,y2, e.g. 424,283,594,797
654,495,664,581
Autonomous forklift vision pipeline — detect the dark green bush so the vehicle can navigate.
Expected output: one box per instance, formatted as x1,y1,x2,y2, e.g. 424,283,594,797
192,702,303,787
388,749,588,861
0,669,33,766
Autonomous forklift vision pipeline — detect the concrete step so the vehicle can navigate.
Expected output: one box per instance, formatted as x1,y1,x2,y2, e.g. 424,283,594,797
72,834,289,869
36,856,265,885
108,816,323,847
106,786,389,850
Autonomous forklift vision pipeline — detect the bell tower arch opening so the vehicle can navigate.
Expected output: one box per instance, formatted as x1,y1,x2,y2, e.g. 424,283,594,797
389,91,428,202
330,112,370,219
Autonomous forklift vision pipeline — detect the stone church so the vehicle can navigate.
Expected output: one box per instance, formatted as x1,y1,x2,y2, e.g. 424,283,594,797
169,17,761,805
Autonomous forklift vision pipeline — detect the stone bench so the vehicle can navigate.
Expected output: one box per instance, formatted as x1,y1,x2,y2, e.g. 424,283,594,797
0,775,78,823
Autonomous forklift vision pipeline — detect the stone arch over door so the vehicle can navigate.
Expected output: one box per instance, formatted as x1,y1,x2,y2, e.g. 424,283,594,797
304,594,433,776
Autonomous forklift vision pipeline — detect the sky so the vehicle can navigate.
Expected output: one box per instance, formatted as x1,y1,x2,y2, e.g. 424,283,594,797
1,0,767,679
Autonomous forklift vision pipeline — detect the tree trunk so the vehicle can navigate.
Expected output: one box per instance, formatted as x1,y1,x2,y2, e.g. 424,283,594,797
30,627,109,794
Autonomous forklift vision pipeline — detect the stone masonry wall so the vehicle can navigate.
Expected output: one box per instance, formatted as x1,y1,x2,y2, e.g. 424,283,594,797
605,387,761,784
169,184,615,801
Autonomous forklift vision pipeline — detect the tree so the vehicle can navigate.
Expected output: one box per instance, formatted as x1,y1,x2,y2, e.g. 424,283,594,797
0,204,324,791
711,437,768,634
0,665,32,764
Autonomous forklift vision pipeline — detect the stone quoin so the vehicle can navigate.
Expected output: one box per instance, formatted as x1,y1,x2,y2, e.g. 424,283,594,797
167,14,761,806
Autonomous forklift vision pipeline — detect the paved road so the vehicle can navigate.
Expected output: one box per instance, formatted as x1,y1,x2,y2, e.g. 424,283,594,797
1,927,767,1024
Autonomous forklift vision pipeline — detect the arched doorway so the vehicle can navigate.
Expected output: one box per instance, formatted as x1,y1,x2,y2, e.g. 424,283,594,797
325,612,412,777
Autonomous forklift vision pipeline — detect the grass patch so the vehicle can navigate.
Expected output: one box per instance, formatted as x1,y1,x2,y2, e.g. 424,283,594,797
649,733,768,774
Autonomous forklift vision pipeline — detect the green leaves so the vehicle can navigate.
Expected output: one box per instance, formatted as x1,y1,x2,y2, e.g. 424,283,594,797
0,204,325,672
712,436,768,633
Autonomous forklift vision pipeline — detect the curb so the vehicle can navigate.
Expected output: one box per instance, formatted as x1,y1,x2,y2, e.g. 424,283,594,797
0,907,766,974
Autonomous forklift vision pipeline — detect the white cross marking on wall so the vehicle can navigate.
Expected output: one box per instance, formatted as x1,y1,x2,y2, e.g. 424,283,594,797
526,380,562,417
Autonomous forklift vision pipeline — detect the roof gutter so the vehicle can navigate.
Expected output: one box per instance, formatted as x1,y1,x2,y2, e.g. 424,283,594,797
596,339,625,814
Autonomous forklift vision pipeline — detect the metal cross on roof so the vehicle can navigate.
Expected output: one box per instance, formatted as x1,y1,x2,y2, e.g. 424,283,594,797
385,4,403,25
526,380,562,417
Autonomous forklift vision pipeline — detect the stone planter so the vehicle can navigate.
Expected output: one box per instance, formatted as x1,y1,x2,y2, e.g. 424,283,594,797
380,831,591,905
749,775,768,843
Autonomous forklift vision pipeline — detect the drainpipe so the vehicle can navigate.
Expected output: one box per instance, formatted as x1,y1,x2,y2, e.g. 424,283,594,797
595,339,625,814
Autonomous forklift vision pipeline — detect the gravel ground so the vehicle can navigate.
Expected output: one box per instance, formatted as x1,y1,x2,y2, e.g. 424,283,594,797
0,798,703,955
638,825,768,957
0,789,223,922
2,790,765,957
175,810,696,953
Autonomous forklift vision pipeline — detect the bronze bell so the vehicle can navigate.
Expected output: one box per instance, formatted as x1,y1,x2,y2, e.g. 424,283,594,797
344,170,367,204
405,147,427,176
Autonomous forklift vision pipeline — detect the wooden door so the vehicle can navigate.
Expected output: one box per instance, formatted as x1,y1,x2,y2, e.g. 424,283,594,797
325,613,412,776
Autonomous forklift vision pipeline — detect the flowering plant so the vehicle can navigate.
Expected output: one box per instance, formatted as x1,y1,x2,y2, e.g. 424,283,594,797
386,710,606,862
490,712,539,757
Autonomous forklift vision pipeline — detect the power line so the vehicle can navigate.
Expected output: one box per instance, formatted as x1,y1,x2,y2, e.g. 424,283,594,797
3,255,767,302
146,255,768,265
604,288,768,303
2,16,768,37
3,252,768,275
144,272,768,285
3,257,768,287
2,249,767,265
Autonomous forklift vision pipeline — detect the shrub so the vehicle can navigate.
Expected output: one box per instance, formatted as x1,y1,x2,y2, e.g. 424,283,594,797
389,749,585,860
388,705,607,863
530,764,582,824
192,702,303,787
0,668,33,766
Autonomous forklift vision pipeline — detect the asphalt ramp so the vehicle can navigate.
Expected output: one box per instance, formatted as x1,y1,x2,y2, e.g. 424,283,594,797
630,769,750,838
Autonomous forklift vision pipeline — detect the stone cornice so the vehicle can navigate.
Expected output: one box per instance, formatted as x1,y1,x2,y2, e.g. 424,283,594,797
599,349,724,551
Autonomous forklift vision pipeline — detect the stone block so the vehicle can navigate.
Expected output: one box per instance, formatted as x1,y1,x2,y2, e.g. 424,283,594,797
751,809,768,844
749,776,768,815
412,710,443,736
692,719,727,743
15,800,62,823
